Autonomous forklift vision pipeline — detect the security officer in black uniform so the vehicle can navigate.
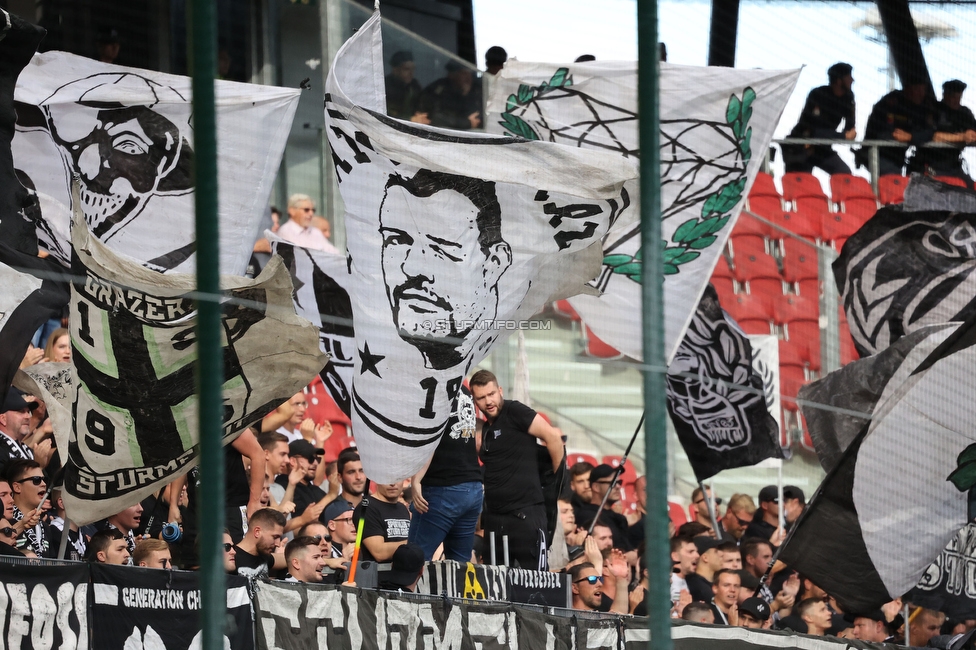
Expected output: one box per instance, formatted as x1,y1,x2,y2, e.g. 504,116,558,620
861,78,937,176
782,63,857,175
915,79,976,184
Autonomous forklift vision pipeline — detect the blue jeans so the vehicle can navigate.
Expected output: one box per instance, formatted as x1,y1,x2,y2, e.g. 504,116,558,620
409,482,483,562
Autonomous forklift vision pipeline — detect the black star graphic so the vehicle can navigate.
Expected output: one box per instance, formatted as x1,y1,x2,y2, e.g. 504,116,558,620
359,341,385,377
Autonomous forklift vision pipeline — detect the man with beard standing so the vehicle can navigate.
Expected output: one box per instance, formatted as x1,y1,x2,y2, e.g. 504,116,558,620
472,370,563,570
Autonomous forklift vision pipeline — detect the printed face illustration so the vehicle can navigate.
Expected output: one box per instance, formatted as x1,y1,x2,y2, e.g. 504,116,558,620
379,171,511,370
43,74,193,239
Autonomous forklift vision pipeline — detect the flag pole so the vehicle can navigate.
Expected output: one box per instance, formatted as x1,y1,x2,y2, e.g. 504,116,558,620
587,412,645,537
188,1,225,648
638,0,671,646
777,461,785,533
700,481,721,539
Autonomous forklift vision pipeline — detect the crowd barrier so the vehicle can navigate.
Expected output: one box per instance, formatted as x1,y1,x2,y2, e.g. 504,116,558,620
0,557,899,650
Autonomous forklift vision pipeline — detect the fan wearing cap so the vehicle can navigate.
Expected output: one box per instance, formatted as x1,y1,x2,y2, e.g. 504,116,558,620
848,609,890,643
920,79,976,184
275,440,340,530
743,485,804,543
418,60,483,130
686,536,724,603
379,542,426,592
323,499,356,560
576,464,635,554
739,597,771,629
782,63,856,175
0,388,52,474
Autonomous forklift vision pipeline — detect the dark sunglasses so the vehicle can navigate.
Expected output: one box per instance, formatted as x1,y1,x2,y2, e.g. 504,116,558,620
694,497,723,506
575,575,604,585
15,476,45,486
310,534,332,544
0,526,15,537
223,543,234,552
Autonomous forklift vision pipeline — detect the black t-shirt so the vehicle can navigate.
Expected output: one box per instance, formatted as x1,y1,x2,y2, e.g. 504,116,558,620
789,85,855,139
353,498,410,563
424,386,483,487
275,475,326,521
743,517,775,542
685,573,714,603
226,444,250,507
480,400,542,513
234,545,274,580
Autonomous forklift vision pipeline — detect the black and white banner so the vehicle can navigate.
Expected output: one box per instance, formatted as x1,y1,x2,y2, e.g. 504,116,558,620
835,183,976,358
667,284,783,481
417,560,570,607
273,240,355,416
12,51,299,275
785,318,976,613
909,522,976,620
61,215,326,524
91,564,253,650
325,10,639,482
0,560,89,650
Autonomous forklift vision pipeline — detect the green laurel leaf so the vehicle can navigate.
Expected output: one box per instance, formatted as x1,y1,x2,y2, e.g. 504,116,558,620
726,93,741,124
663,247,685,263
741,87,756,115
704,215,731,234
626,273,641,282
635,247,642,260
688,235,718,250
517,84,533,104
498,113,539,141
506,94,518,113
741,126,753,161
674,251,701,265
948,461,976,491
604,254,634,267
663,263,679,275
613,262,642,275
672,218,699,243
550,68,570,89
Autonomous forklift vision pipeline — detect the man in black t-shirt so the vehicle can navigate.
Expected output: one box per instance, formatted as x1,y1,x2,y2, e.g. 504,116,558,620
409,384,483,561
471,370,564,571
782,62,856,175
576,464,634,554
353,482,411,563
234,508,286,580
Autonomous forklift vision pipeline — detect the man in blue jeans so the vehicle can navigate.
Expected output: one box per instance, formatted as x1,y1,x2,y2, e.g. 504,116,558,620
409,385,483,562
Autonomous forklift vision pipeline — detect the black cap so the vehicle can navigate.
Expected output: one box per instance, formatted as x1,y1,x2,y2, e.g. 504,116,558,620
828,62,853,83
945,79,968,94
589,464,616,484
758,485,804,504
2,388,38,413
844,609,886,624
386,542,426,588
322,499,353,524
783,485,805,504
693,535,722,555
737,569,759,591
288,439,324,463
390,51,413,67
740,597,771,621
485,46,507,66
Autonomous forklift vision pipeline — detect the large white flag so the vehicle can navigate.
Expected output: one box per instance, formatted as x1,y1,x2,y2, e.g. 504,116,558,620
487,61,798,361
12,52,299,274
325,11,638,482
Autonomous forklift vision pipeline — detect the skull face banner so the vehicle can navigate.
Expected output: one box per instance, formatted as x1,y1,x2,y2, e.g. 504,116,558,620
13,52,299,274
325,10,638,482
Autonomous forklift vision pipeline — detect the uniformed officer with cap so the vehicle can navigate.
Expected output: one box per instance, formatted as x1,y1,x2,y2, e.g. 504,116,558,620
782,62,857,175
916,79,976,184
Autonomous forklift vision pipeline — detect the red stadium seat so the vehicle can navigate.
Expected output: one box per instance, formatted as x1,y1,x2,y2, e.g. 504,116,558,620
745,276,784,299
737,318,774,335
830,174,876,202
729,236,781,280
778,338,806,367
553,299,581,322
821,210,866,243
782,172,828,202
746,196,786,223
773,293,819,325
728,234,768,260
567,452,600,468
749,171,780,198
796,278,820,299
784,320,821,370
724,291,774,324
793,196,832,216
878,174,907,205
732,211,774,239
934,175,968,188
779,237,820,283
668,501,689,529
711,276,737,309
768,209,822,241
779,363,808,401
836,196,877,223
712,255,734,280
583,325,623,360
